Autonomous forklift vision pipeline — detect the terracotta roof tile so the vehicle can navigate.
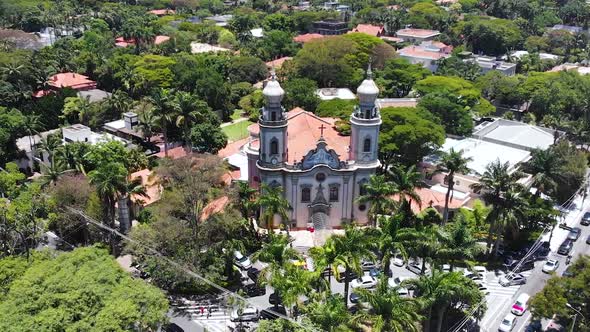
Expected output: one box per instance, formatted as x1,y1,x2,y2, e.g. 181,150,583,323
392,187,469,214
130,169,162,206
149,9,175,16
265,57,293,69
218,137,250,158
293,33,324,43
154,146,188,159
396,28,440,38
351,24,384,36
200,196,230,221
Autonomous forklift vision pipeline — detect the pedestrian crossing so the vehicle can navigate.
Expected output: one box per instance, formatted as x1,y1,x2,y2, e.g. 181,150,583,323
484,270,533,298
192,310,232,332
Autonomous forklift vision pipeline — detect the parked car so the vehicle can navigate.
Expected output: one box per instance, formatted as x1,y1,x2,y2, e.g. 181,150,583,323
562,265,575,277
406,261,430,275
392,253,405,267
269,292,282,305
361,260,378,271
473,266,487,278
351,276,378,289
499,273,527,287
568,227,582,241
498,313,517,332
586,235,590,245
234,251,252,270
464,272,484,281
581,211,590,226
369,267,381,278
504,258,535,272
542,259,560,273
388,277,411,296
478,284,490,296
162,323,184,332
349,292,361,304
260,306,286,320
230,307,259,322
243,284,266,297
511,293,530,316
247,267,261,283
558,239,574,255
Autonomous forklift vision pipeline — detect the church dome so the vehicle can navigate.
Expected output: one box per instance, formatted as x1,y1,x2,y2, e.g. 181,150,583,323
263,71,284,105
357,67,379,105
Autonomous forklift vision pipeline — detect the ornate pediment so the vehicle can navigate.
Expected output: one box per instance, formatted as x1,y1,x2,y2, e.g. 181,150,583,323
301,139,342,170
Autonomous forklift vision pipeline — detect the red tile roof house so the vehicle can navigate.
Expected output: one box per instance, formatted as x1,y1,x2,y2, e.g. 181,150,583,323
350,24,385,37
33,72,97,98
395,28,441,43
397,42,453,72
265,57,293,69
293,33,324,43
148,9,175,16
115,35,171,48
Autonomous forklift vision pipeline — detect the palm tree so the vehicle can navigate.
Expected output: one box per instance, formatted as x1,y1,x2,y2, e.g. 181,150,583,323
405,271,483,332
174,91,208,152
309,238,338,288
400,225,441,274
522,148,560,198
149,89,176,157
331,226,376,306
470,159,525,255
434,148,472,224
268,262,319,317
437,216,482,270
39,160,73,187
252,234,300,271
354,276,423,332
22,114,44,153
88,162,128,254
37,134,62,168
304,294,358,331
257,183,291,235
235,182,260,239
388,164,424,209
135,101,158,143
357,175,396,226
366,214,408,277
117,175,148,234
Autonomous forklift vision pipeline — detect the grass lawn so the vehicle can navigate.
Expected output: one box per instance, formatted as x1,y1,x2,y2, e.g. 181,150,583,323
222,120,253,141
230,109,244,121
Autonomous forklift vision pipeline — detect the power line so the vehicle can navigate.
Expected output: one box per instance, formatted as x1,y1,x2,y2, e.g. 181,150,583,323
64,206,316,332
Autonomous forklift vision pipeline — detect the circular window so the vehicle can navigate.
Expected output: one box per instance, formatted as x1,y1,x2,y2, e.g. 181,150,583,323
358,204,366,211
315,173,326,182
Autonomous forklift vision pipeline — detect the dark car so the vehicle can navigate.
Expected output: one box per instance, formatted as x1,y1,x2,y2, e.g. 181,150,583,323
582,212,590,226
562,266,575,278
260,305,286,320
243,284,266,297
247,267,261,283
568,227,582,241
269,292,282,305
511,259,535,272
162,323,184,332
369,267,381,278
558,239,574,255
349,292,361,304
587,235,590,245
336,269,358,282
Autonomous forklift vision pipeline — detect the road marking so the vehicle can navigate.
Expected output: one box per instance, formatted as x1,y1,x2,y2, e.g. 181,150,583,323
481,295,512,327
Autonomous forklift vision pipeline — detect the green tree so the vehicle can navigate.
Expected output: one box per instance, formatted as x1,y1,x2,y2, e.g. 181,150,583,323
434,148,472,224
418,93,474,136
388,165,424,209
0,247,168,331
354,276,423,332
438,216,482,270
174,91,209,151
523,148,560,198
376,58,431,98
357,175,396,226
407,2,450,30
190,121,227,154
0,107,26,165
257,183,291,234
282,78,320,112
0,162,25,199
454,16,523,56
228,56,268,84
150,89,176,157
304,294,357,331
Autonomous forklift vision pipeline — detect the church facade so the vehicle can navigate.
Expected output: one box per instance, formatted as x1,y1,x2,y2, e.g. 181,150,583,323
244,70,382,229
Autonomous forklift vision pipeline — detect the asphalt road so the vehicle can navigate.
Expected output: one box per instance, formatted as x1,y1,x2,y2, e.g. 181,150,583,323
481,194,590,332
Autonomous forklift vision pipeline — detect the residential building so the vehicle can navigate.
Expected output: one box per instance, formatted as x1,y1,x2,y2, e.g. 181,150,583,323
33,72,97,98
148,9,175,16
313,20,349,35
397,42,452,72
549,63,590,75
265,57,292,69
237,69,382,229
114,35,170,47
550,24,586,34
393,186,471,215
465,55,516,76
509,51,560,61
350,24,384,37
62,124,128,145
322,0,350,12
316,88,356,101
395,28,440,43
204,15,233,27
293,33,324,43
190,42,232,54
14,129,60,172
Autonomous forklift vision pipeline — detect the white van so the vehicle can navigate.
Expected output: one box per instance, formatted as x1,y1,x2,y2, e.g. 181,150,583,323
511,293,530,316
230,307,259,322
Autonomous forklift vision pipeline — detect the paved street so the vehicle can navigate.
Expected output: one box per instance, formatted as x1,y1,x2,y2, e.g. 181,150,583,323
481,191,590,332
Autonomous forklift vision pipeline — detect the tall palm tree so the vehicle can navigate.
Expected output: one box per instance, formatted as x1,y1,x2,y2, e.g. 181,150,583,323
88,162,128,253
399,225,441,274
149,89,176,157
357,175,396,226
22,114,44,153
252,234,300,272
434,148,472,224
366,214,408,277
37,134,62,168
437,216,482,270
117,175,148,234
257,183,291,235
388,164,424,209
309,238,338,287
235,181,260,239
405,271,483,332
471,160,525,255
354,276,423,332
304,294,358,331
135,101,158,143
39,160,73,187
522,148,560,198
174,91,208,152
331,226,376,306
268,262,319,317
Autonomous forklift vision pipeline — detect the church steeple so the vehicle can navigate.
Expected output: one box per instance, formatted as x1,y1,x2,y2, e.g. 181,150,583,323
349,65,382,164
258,70,288,166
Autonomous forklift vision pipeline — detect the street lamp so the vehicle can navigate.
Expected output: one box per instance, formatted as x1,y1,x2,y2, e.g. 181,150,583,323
566,303,586,332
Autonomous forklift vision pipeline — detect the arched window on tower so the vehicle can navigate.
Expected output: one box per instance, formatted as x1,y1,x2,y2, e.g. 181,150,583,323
363,137,371,152
271,111,277,121
270,139,278,155
302,187,311,202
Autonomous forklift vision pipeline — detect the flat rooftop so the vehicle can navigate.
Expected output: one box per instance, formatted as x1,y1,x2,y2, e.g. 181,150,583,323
473,119,556,151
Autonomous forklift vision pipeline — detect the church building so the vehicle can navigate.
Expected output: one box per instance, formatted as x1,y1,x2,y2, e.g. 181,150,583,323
244,69,382,230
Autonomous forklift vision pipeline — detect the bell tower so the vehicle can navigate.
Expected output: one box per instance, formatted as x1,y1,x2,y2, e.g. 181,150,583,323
259,71,288,167
350,65,382,164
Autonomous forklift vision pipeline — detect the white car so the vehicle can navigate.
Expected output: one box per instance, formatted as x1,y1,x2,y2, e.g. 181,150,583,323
473,266,487,278
350,276,378,289
392,253,404,267
388,277,410,296
511,293,530,316
230,307,259,322
542,259,560,273
499,273,526,287
234,251,252,270
498,313,516,332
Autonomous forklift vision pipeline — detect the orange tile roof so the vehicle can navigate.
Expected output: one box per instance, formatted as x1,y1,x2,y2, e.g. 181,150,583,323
218,137,249,158
154,35,170,45
200,196,230,221
115,36,170,47
351,24,384,36
149,9,175,16
392,187,469,214
248,108,348,163
154,146,189,159
293,33,324,43
396,28,440,38
265,57,293,69
130,169,162,206
381,36,404,43
50,72,96,90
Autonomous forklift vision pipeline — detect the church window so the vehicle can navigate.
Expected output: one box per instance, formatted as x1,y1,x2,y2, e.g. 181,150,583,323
271,111,277,121
315,173,326,182
302,187,311,202
364,109,371,119
359,180,367,196
329,186,339,202
363,138,371,153
270,139,278,155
